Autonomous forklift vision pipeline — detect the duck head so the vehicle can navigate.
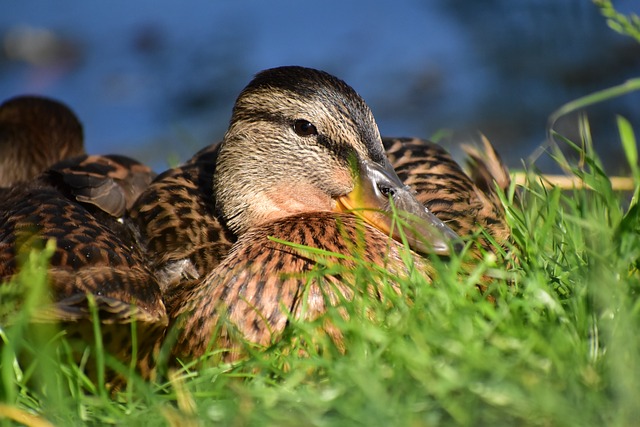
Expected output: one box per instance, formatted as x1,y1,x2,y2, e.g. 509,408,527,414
0,95,85,186
214,66,460,256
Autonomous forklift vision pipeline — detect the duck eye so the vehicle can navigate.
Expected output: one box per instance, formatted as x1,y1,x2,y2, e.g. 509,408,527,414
377,184,396,198
293,119,318,137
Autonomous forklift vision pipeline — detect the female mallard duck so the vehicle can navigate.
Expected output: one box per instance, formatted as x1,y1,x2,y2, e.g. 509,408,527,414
0,95,85,188
143,66,510,362
131,121,511,295
0,96,160,379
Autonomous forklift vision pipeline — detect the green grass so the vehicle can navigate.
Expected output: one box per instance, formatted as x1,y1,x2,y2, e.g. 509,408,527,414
1,115,639,426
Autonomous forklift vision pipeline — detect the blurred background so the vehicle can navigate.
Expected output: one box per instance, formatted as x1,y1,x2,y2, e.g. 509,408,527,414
1,0,638,174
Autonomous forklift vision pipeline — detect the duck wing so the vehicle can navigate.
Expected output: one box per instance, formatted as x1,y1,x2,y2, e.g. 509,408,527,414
130,143,236,291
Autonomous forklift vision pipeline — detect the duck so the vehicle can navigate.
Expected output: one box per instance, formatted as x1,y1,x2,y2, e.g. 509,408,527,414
0,95,161,381
131,129,511,296
143,66,510,363
2,67,512,376
0,95,85,188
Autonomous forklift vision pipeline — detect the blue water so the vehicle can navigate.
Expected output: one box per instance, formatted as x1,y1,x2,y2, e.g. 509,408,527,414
1,0,638,173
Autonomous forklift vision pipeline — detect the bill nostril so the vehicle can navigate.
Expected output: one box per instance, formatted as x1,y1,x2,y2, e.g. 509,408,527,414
452,240,465,255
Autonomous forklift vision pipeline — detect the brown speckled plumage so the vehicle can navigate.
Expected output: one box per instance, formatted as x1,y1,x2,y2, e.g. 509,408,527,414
0,159,164,382
49,153,157,217
0,151,157,286
130,143,236,290
165,212,428,360
153,66,465,363
0,96,161,383
383,136,511,251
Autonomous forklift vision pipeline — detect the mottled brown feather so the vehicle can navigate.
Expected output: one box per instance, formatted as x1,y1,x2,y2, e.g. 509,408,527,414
49,153,156,217
383,136,510,251
462,134,511,204
0,174,166,384
0,184,164,320
130,143,236,290
165,212,428,361
0,114,162,384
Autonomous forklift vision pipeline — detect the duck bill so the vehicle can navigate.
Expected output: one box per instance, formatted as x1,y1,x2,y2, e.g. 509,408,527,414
335,159,461,256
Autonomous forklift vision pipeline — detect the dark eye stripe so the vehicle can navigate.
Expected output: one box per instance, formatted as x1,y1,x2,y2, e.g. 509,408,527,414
232,107,359,165
316,134,358,166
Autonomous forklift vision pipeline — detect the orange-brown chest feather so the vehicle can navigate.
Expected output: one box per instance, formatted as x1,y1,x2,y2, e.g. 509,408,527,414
165,211,426,360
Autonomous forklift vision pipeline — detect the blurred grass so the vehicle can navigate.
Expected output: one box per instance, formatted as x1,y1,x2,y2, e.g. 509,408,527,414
594,0,640,43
